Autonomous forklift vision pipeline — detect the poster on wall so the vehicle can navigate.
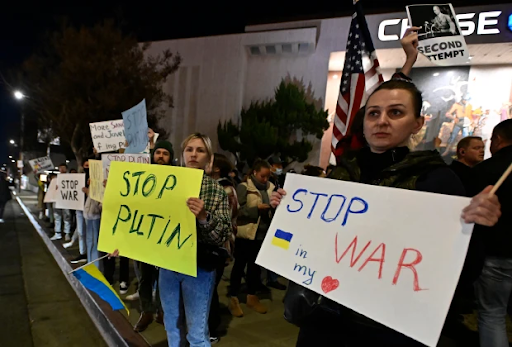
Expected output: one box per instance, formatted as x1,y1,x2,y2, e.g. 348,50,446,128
406,4,470,66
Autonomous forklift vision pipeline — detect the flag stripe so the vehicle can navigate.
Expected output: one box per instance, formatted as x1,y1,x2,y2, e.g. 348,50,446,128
274,229,293,242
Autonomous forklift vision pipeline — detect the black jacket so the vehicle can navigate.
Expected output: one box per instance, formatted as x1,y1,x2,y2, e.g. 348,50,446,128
448,160,473,197
472,145,512,258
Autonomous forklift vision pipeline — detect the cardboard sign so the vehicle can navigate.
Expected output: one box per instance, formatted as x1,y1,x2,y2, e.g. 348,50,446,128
122,99,149,154
407,4,470,66
89,160,105,203
101,153,150,179
55,174,86,211
89,120,126,153
43,179,59,203
97,162,203,277
29,156,54,174
256,174,473,347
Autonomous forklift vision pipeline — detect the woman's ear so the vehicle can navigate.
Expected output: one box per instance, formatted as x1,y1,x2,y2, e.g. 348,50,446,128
412,116,425,135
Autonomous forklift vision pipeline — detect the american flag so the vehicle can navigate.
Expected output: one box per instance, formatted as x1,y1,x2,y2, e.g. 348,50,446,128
331,0,383,162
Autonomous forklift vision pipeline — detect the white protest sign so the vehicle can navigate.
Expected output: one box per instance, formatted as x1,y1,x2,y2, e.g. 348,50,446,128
256,174,473,347
101,153,150,179
143,132,159,154
55,174,86,211
29,156,54,174
122,99,149,154
407,4,470,66
89,120,126,153
43,178,59,203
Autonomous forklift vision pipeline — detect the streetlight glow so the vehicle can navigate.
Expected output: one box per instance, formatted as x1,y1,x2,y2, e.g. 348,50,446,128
8,156,12,159
14,91,24,100
9,140,15,144
11,160,15,163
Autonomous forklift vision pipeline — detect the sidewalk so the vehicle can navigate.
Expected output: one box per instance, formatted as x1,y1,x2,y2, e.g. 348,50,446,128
15,190,301,347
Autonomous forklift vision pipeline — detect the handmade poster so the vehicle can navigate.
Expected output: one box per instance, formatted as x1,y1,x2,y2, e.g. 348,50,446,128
89,160,104,203
122,100,149,154
101,153,150,179
43,178,59,203
256,174,473,347
406,4,470,66
55,173,86,211
89,119,126,153
97,162,203,277
29,156,54,174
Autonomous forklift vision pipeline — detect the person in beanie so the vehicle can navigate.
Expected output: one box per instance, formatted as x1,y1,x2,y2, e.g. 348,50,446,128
133,140,174,332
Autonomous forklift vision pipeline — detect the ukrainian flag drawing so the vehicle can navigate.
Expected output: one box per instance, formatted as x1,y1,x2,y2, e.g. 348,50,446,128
271,229,293,250
72,264,129,315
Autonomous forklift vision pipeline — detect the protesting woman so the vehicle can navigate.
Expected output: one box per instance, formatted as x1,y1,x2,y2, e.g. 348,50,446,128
159,133,232,347
270,79,501,346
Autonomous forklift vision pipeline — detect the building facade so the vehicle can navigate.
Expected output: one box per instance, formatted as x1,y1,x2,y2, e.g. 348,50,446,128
145,3,512,168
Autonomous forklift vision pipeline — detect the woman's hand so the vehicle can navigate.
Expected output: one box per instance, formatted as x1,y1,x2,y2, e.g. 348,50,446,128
270,189,287,209
462,186,501,226
108,249,119,259
103,179,107,188
82,187,89,194
187,198,207,222
401,26,420,62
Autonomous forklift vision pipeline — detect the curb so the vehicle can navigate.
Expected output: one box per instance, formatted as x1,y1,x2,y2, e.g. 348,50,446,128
16,195,129,347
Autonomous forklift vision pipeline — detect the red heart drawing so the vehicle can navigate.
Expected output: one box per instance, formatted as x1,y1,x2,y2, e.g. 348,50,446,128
321,276,339,293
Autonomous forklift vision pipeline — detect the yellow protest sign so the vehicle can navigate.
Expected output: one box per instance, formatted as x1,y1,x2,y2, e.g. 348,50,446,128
89,160,105,202
97,161,203,277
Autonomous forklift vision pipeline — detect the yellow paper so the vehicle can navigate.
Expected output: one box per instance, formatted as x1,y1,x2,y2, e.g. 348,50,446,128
97,162,203,277
89,160,105,202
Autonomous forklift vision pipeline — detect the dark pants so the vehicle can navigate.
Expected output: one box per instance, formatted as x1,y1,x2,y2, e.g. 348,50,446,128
103,256,130,285
139,262,161,313
209,262,225,336
296,321,424,347
229,238,263,296
0,200,6,219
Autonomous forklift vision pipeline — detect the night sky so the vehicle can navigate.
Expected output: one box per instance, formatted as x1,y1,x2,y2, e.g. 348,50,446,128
0,0,508,167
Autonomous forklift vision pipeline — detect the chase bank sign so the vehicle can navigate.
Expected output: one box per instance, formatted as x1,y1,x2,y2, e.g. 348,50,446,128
370,4,512,47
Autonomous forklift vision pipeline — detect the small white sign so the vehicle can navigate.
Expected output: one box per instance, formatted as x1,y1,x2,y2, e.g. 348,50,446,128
43,178,59,203
407,4,470,66
256,174,473,347
101,153,150,179
55,173,86,211
29,156,53,173
89,120,126,153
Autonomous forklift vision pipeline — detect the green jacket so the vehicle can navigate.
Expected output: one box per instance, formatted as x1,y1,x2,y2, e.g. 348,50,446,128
329,149,447,190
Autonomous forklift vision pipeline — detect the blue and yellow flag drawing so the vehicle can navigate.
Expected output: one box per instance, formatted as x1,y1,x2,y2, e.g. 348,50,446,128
271,229,293,250
72,264,129,315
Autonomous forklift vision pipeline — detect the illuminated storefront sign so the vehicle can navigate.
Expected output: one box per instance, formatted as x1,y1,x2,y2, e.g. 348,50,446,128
377,10,502,42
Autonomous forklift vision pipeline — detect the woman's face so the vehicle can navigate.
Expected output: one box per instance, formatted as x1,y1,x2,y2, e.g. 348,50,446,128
253,167,271,185
363,89,424,153
183,138,210,170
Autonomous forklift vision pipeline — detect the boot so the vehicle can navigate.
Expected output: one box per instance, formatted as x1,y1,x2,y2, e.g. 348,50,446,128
246,294,267,314
134,312,153,332
155,310,164,325
228,296,244,317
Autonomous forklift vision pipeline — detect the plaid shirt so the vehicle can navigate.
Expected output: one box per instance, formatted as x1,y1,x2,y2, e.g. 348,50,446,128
197,175,232,246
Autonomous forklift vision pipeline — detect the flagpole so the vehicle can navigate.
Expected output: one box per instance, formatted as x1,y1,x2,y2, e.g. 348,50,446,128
68,254,110,274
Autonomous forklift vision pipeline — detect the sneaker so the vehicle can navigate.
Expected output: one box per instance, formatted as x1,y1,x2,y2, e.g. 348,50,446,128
70,254,87,264
63,241,74,249
65,234,71,241
0,219,4,223
119,282,129,295
50,233,62,241
210,337,220,344
125,291,140,301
